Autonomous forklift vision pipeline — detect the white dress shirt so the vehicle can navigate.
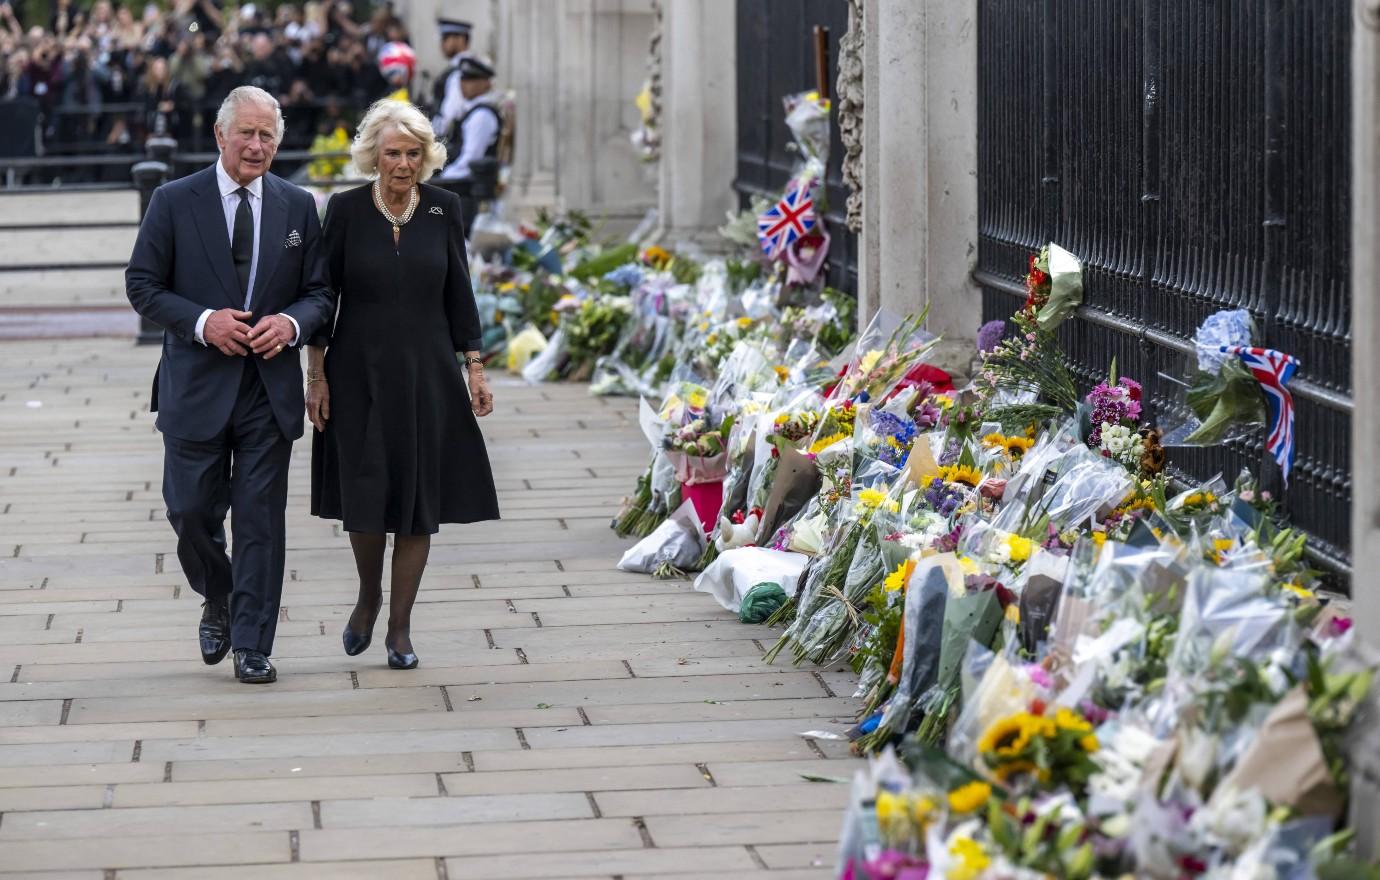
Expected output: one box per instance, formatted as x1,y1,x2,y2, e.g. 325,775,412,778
431,53,468,138
438,91,500,181
194,161,300,347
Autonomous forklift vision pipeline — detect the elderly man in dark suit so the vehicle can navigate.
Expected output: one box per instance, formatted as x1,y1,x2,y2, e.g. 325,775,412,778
126,85,335,684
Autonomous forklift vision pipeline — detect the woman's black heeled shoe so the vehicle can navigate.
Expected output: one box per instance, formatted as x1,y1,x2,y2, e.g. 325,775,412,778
342,606,380,657
386,641,419,670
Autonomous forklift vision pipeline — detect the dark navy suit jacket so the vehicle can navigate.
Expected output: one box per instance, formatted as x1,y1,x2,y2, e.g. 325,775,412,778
126,165,336,442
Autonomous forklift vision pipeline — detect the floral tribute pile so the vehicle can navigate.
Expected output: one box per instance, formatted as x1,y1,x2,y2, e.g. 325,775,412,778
466,207,1376,875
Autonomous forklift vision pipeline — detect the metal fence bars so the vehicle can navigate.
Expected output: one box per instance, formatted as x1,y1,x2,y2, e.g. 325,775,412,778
974,0,1352,578
734,0,858,295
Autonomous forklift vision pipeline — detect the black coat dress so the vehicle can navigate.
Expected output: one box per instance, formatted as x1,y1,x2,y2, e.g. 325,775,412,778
309,183,500,535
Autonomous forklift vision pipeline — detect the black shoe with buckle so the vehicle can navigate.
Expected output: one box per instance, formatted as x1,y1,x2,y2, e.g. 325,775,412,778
233,649,277,684
199,598,231,666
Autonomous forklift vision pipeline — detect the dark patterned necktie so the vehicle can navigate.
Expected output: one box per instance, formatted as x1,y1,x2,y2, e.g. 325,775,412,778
231,187,253,302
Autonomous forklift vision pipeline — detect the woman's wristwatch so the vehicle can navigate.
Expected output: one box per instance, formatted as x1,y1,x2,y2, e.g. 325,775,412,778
464,356,484,370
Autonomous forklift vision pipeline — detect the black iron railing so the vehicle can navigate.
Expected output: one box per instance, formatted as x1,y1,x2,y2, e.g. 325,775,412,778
975,0,1353,580
733,0,858,294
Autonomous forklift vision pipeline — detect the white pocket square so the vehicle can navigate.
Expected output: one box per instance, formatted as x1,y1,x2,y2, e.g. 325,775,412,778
285,230,302,247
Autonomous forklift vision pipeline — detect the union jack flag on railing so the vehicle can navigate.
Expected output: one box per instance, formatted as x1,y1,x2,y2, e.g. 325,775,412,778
1222,345,1301,486
756,176,817,260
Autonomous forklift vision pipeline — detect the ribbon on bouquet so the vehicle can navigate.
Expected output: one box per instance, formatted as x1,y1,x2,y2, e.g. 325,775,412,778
756,175,817,261
1221,345,1300,486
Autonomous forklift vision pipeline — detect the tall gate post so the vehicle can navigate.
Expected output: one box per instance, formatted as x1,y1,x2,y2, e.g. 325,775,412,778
657,0,738,250
861,0,979,377
1351,0,1380,860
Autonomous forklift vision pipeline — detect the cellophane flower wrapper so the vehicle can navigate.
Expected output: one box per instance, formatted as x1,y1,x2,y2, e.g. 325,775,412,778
521,326,567,383
1159,309,1266,447
715,393,772,528
985,420,1082,523
829,310,937,403
789,498,899,665
1027,444,1136,533
708,339,778,414
1034,243,1084,333
589,280,680,397
766,497,887,664
853,391,921,474
1147,565,1298,739
866,554,957,746
784,91,831,167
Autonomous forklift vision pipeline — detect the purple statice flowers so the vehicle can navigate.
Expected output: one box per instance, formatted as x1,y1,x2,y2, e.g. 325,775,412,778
1086,377,1142,447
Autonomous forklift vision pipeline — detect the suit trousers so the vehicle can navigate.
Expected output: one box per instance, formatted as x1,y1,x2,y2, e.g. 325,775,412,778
162,362,292,655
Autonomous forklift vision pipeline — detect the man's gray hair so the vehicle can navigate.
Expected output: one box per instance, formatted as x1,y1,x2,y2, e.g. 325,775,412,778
215,86,285,142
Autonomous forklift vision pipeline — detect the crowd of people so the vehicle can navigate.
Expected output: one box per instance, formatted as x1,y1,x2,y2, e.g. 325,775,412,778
0,0,422,156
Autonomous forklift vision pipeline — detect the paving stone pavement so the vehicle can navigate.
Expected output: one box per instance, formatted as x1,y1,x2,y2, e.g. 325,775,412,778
0,337,858,878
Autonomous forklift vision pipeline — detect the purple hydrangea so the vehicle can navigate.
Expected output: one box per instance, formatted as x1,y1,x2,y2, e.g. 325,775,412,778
977,319,1007,354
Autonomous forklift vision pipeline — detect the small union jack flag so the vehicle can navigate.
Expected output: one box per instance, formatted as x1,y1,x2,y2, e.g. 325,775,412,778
1222,345,1301,486
757,176,817,260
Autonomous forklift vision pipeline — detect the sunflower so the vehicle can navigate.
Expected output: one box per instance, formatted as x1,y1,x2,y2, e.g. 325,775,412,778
992,759,1042,785
1003,435,1035,459
946,781,992,814
981,432,1007,451
1054,707,1093,734
938,464,983,489
977,715,1027,757
1079,734,1100,753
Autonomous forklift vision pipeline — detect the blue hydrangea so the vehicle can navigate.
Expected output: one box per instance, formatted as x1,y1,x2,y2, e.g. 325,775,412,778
1194,309,1254,375
602,264,645,290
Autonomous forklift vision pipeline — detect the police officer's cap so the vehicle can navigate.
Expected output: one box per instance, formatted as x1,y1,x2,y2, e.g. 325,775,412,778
438,19,472,38
459,56,496,80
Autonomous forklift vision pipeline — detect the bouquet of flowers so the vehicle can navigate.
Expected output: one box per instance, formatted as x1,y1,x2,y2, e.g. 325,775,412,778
1023,243,1084,333
829,310,937,403
1161,309,1268,446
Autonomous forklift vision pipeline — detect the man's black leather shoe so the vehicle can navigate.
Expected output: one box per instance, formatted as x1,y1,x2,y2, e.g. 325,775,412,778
233,649,277,684
199,599,231,666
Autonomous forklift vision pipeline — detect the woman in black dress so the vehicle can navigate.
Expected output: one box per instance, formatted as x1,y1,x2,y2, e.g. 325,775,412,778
305,99,499,670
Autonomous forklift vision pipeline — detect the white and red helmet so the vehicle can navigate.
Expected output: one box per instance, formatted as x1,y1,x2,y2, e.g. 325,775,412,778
378,41,416,85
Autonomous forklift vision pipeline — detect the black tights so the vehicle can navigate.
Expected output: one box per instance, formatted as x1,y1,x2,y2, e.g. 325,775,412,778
346,532,431,653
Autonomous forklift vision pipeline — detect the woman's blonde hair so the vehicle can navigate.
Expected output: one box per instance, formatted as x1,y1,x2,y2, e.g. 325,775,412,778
350,99,448,181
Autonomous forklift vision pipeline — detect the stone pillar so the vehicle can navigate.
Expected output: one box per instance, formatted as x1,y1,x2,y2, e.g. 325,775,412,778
1350,0,1380,860
656,0,738,249
497,2,560,207
859,0,979,375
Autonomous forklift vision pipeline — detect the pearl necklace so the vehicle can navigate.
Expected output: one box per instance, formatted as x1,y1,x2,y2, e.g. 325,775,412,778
372,180,419,235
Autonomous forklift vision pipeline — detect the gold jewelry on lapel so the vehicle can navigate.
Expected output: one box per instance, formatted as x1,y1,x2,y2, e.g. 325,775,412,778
372,180,419,238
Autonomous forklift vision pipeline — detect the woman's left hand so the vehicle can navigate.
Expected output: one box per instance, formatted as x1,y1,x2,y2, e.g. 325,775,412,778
468,366,494,417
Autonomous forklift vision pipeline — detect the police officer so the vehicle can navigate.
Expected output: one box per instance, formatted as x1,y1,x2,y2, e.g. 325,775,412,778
436,55,501,233
430,18,472,138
